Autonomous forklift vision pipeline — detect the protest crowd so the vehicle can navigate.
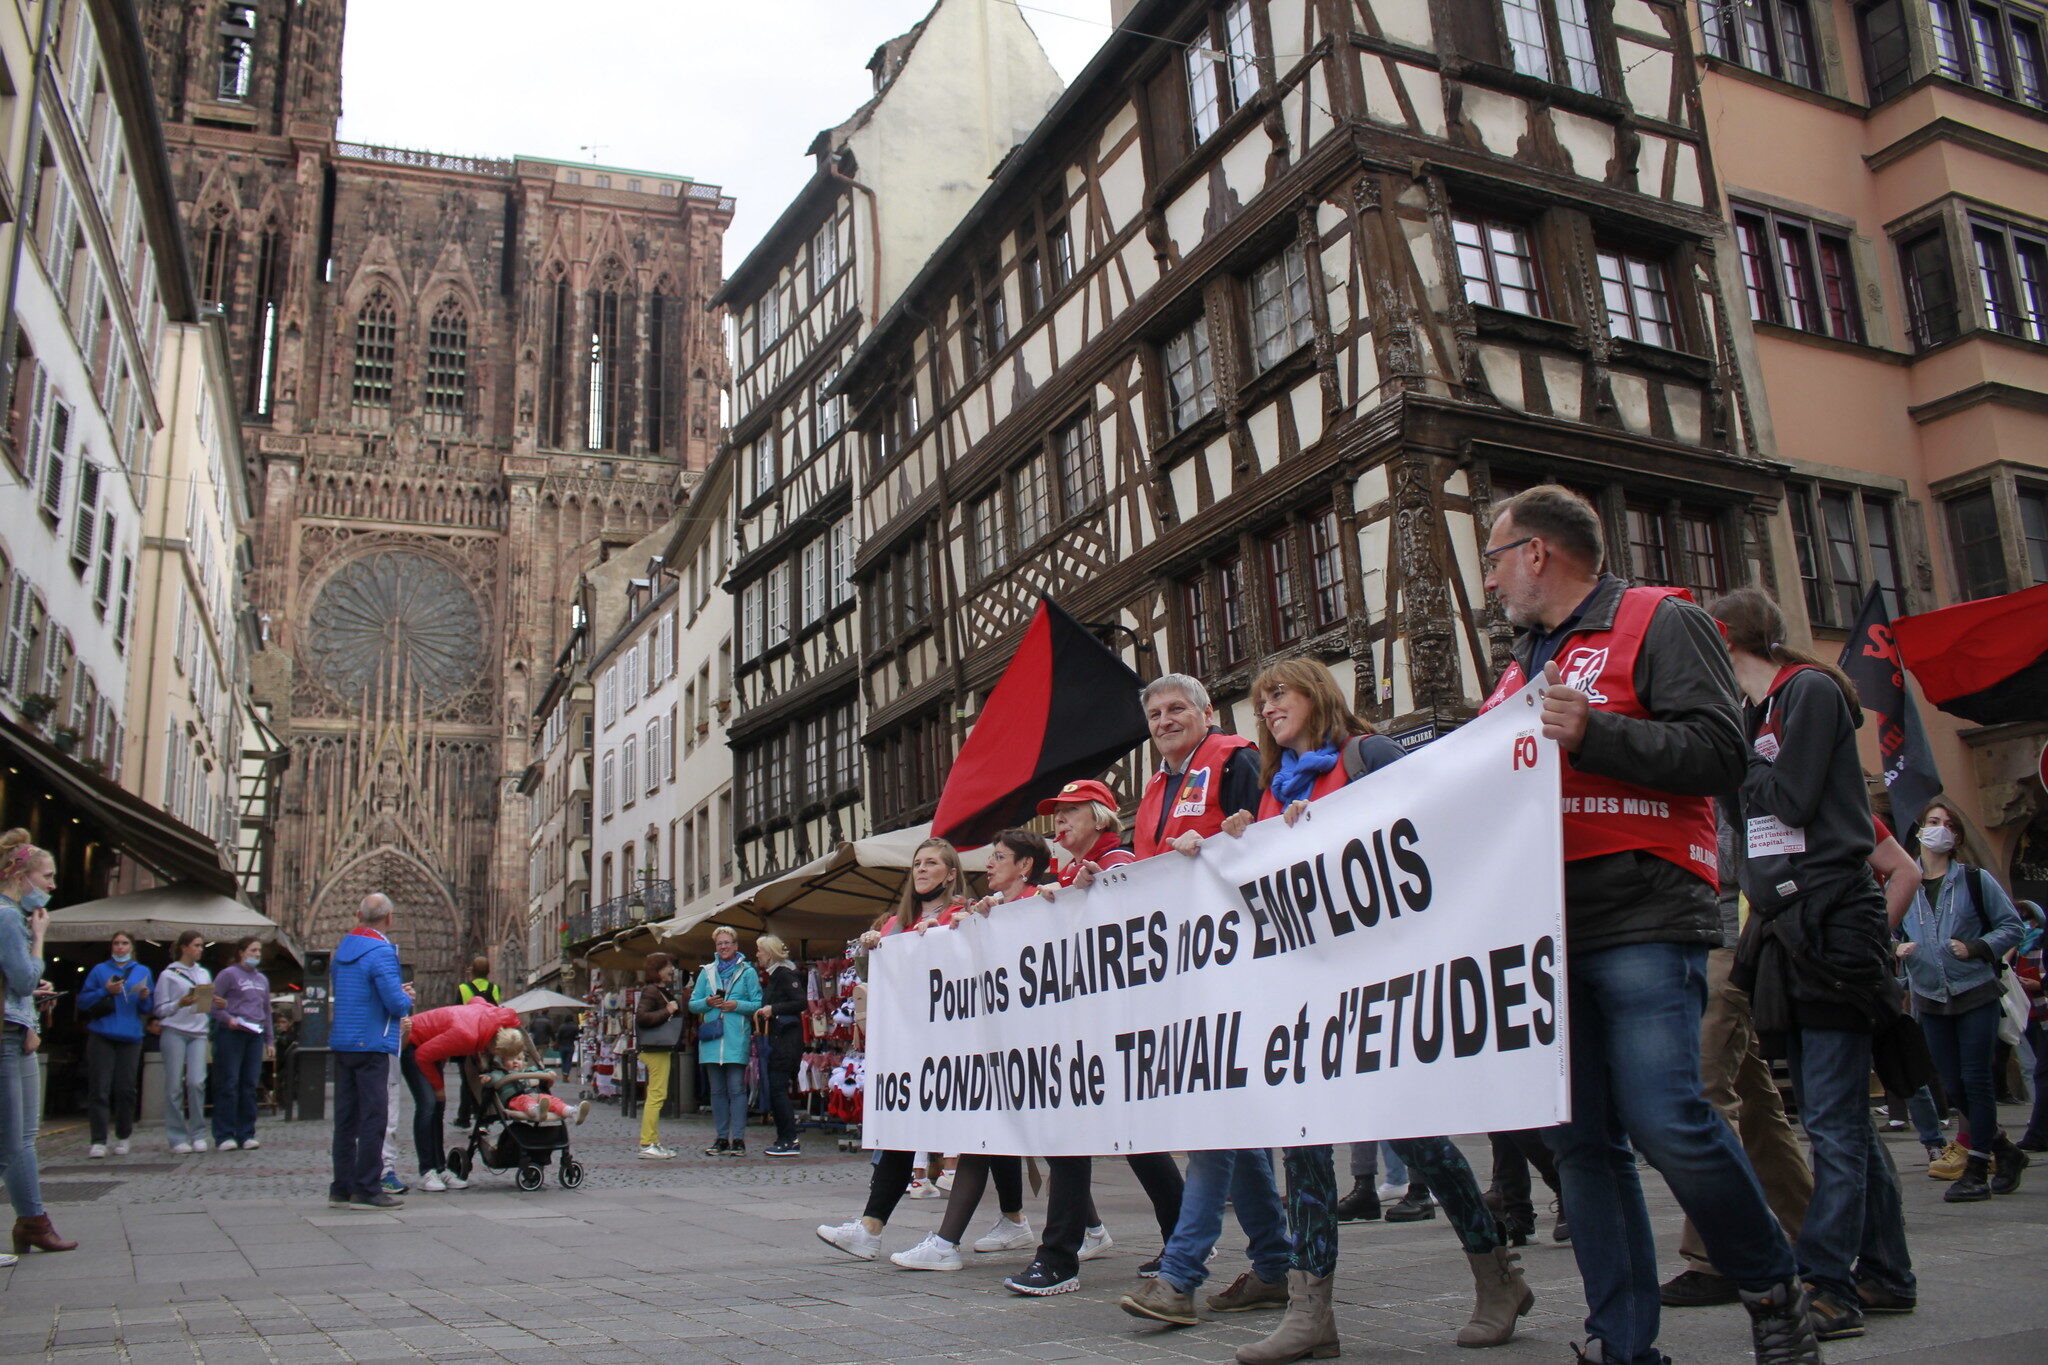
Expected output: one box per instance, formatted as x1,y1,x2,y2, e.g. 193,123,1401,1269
2,485,2042,1365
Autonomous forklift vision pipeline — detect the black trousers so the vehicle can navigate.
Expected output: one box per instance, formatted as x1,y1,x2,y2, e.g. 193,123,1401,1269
1488,1127,1561,1220
938,1154,1027,1244
331,1051,391,1201
85,1034,142,1143
861,1149,918,1224
1035,1152,1184,1278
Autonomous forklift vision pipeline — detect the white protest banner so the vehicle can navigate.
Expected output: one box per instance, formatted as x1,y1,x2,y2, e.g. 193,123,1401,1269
865,680,1567,1156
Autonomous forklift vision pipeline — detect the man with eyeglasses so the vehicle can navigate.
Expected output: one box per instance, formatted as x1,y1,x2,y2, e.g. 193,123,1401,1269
1477,485,1819,1365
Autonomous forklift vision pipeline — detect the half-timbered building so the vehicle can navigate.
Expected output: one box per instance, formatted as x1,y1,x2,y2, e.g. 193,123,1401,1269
835,0,1789,831
716,0,1063,889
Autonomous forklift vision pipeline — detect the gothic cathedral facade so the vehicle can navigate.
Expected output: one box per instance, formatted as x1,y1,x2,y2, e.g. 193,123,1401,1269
141,1,731,999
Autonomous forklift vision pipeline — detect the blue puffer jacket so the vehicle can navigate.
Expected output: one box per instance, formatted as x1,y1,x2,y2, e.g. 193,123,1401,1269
1902,862,2024,1006
328,928,411,1053
78,959,155,1041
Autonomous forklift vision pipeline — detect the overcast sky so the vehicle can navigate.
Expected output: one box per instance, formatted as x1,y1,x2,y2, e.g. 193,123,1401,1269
336,1,1114,265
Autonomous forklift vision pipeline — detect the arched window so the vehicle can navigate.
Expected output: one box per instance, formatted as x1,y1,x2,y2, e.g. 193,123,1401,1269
247,220,286,415
538,270,569,448
586,260,633,452
424,297,468,433
350,288,396,425
198,205,234,309
647,288,681,455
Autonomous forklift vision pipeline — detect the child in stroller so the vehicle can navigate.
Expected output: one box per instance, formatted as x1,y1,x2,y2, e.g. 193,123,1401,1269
447,1028,590,1191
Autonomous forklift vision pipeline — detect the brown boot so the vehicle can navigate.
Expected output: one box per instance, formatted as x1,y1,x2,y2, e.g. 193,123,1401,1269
1234,1270,1339,1363
1456,1246,1534,1347
13,1214,78,1253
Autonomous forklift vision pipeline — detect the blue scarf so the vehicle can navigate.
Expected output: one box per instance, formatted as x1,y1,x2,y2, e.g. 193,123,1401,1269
713,955,745,991
1269,744,1340,807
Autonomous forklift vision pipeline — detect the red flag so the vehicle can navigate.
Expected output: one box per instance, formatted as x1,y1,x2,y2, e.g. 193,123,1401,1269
1893,583,2048,726
930,597,1148,849
1837,586,1942,830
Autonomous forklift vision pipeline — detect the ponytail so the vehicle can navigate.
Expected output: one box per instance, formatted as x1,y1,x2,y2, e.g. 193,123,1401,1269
1709,588,1861,720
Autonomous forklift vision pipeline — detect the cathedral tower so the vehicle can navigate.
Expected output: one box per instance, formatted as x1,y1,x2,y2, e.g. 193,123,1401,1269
143,0,732,999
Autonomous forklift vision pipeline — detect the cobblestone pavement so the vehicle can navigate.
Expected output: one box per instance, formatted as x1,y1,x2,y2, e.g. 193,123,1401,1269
3,1097,2045,1363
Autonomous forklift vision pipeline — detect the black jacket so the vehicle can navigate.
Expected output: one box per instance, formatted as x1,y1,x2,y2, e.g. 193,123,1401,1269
1508,575,1746,955
1737,668,1875,913
760,961,805,1063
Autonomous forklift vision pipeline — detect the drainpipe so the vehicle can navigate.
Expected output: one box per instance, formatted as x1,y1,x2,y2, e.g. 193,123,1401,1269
826,159,882,330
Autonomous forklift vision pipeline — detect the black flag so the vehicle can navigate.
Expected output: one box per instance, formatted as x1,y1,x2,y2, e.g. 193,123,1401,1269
1836,585,1941,830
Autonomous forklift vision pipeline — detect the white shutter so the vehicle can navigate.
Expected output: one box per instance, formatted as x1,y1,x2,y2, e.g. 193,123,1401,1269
114,555,133,647
39,400,71,520
765,562,790,647
623,646,639,710
93,512,116,609
800,538,822,625
741,580,763,660
1,577,35,693
69,462,100,564
831,517,853,606
17,362,47,484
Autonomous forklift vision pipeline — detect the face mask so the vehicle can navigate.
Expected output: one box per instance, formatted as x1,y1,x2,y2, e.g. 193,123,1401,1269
1920,825,1959,855
112,949,133,963
19,888,50,911
243,954,262,970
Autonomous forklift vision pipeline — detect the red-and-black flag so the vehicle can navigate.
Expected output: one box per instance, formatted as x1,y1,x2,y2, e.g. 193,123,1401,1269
930,596,1148,849
1894,582,2048,727
1837,585,1942,830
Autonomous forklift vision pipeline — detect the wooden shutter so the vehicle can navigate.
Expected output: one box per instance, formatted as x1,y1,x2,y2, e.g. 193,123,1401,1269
69,461,100,564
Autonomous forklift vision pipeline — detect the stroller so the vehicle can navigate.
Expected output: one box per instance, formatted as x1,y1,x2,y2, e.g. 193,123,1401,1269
445,1056,585,1191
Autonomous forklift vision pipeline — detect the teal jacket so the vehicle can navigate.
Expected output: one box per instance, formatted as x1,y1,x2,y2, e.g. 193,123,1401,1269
689,956,761,1065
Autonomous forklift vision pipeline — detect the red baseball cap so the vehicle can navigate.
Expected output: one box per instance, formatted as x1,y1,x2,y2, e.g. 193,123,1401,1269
1036,778,1120,816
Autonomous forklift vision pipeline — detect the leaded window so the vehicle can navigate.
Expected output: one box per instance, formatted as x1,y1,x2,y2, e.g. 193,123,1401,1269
1596,248,1676,347
1453,213,1543,316
1012,454,1055,548
1186,1,1261,144
424,298,468,432
1053,413,1104,514
1502,0,1604,94
1163,314,1216,432
1248,242,1314,370
350,289,395,421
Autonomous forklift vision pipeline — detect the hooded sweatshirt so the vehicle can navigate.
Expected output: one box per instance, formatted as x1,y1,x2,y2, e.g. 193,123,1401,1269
79,957,155,1041
328,927,410,1053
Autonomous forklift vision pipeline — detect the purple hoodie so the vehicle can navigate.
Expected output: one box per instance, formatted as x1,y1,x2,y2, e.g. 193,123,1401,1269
210,962,273,1042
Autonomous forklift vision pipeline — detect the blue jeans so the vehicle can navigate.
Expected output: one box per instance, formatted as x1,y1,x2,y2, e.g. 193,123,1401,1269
331,1051,390,1200
160,1028,209,1147
212,1026,265,1144
400,1047,445,1175
1785,1028,1914,1300
1546,942,1795,1364
0,1025,45,1218
705,1062,746,1142
1158,1148,1290,1293
1919,1001,2001,1153
1906,1085,1944,1147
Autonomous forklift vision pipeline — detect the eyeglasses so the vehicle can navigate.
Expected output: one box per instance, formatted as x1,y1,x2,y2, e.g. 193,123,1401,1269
1480,536,1537,565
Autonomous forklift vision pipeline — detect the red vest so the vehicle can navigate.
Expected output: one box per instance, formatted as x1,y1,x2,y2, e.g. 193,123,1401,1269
1057,831,1136,886
1134,730,1257,857
1255,761,1349,820
1481,586,1719,888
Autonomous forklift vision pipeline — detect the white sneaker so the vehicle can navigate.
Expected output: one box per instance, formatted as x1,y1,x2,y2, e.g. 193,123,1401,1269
421,1170,448,1192
1078,1225,1113,1261
87,1144,106,1159
191,1139,209,1153
171,1142,193,1155
0,1251,15,1268
904,1178,942,1199
242,1139,260,1150
890,1232,964,1271
217,1139,240,1151
637,1144,675,1160
441,1167,468,1189
816,1220,883,1261
1376,1181,1404,1200
973,1215,1036,1253
935,1171,954,1192
113,1140,130,1156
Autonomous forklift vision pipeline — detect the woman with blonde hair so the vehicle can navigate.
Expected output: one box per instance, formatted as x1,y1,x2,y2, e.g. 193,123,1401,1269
0,830,75,1257
691,925,762,1156
754,933,806,1157
1215,660,1531,1360
819,838,970,1257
